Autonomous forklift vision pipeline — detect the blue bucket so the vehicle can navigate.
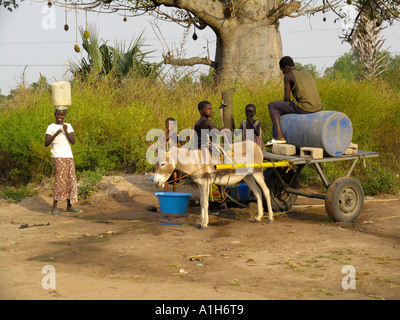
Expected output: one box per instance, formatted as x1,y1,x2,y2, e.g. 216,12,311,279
153,192,194,214
227,183,250,200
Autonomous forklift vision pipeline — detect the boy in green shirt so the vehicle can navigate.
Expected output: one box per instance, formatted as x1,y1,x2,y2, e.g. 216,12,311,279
266,56,322,146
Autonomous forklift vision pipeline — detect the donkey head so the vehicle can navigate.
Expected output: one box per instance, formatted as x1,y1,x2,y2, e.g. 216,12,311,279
153,148,177,189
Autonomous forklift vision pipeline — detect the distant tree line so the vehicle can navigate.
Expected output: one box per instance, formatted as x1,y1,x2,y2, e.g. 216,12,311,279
295,50,400,89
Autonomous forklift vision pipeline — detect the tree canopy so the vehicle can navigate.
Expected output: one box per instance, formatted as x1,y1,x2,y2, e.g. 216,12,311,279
0,0,19,12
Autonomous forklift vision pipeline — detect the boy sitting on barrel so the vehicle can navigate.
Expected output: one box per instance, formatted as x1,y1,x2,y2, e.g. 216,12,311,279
266,56,322,146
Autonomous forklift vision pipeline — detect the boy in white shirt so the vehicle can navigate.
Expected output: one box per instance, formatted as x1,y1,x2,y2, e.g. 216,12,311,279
45,109,80,215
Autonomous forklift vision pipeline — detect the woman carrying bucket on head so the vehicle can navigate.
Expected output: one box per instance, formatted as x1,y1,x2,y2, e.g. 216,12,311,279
45,81,81,215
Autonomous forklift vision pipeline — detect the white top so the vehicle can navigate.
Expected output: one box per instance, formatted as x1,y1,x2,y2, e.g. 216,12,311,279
46,123,74,158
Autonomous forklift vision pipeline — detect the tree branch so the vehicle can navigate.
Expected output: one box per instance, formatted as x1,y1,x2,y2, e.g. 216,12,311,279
151,0,224,28
286,0,342,18
162,52,216,68
267,1,302,24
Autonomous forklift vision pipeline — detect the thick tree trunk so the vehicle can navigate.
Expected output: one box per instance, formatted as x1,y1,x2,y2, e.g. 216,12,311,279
213,21,283,82
221,90,234,130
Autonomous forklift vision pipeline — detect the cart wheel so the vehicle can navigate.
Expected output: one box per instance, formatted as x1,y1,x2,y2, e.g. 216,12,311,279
263,168,300,212
325,177,364,223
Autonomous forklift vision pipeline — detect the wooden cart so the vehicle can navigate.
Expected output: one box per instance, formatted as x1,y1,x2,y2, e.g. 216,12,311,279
261,150,379,223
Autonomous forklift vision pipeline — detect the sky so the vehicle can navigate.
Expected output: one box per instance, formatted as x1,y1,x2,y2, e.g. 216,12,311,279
1,1,399,96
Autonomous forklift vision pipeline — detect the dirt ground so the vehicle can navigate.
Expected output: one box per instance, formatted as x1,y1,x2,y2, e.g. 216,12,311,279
1,173,399,300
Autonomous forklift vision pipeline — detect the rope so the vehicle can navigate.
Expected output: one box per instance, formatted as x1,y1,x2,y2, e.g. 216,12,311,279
164,161,214,186
213,188,230,204
211,168,234,204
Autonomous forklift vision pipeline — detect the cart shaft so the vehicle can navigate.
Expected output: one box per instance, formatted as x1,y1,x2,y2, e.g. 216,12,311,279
215,161,292,170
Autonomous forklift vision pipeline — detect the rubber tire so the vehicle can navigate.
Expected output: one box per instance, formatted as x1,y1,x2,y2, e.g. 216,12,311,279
325,177,364,223
263,168,300,212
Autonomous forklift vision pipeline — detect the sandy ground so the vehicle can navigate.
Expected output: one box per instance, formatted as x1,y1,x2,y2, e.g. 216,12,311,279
0,174,399,301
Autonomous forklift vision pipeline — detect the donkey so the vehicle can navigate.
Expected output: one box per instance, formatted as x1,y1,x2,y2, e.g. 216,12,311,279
153,140,274,229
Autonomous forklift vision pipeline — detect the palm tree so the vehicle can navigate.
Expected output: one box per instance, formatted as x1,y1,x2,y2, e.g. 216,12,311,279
350,12,389,80
69,23,162,80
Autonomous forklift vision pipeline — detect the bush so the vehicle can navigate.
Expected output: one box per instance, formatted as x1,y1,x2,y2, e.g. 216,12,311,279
77,168,106,199
0,185,34,202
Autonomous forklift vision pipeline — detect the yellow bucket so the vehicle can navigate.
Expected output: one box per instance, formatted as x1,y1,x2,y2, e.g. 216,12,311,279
52,81,71,107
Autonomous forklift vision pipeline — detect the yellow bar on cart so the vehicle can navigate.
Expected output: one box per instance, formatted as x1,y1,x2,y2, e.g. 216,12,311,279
215,161,292,170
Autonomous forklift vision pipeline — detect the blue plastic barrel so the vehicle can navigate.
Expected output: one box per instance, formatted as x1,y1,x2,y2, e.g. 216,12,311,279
153,192,194,214
227,183,250,200
280,111,353,156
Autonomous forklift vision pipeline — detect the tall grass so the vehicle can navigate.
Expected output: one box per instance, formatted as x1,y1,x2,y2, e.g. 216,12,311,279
0,76,399,195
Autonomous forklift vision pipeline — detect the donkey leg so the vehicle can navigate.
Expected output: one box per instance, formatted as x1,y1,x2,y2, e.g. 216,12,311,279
253,171,274,223
202,181,210,228
196,180,210,230
196,183,205,228
242,175,263,222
